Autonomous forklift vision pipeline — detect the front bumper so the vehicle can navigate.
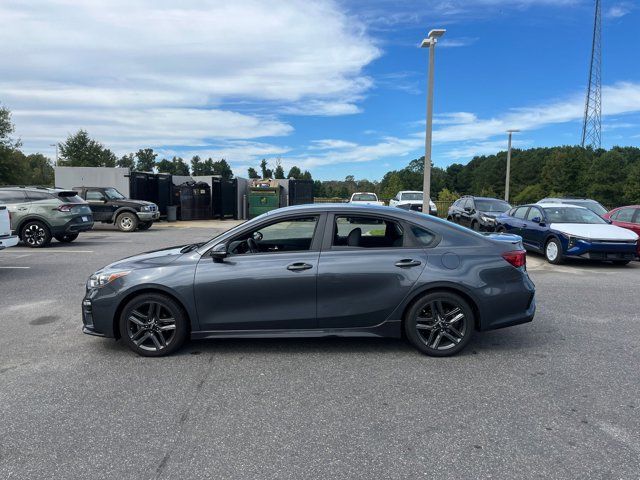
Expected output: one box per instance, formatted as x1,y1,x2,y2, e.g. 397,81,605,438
563,238,637,261
137,211,160,221
0,234,19,250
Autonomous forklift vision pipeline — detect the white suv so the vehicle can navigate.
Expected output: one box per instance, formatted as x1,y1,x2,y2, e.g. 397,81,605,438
389,191,437,215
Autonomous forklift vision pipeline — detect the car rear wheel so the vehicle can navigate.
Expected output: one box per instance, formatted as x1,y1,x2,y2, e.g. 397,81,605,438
54,232,79,243
404,291,474,357
20,221,52,248
119,294,188,357
545,238,564,264
116,212,138,232
137,221,153,231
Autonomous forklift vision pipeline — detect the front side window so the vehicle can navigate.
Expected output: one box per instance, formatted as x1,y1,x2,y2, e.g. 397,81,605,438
229,216,318,255
615,208,635,223
513,207,529,219
104,188,126,200
333,216,404,248
526,207,542,221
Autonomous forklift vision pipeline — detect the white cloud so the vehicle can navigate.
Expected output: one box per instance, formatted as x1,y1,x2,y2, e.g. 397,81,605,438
605,3,634,18
0,0,380,153
438,37,479,48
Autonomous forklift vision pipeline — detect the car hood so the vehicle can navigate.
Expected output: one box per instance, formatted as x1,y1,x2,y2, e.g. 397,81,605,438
111,199,155,208
101,245,187,272
551,223,639,241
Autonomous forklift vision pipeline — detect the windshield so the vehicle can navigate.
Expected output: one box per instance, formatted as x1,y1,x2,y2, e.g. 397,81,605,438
104,188,126,200
401,192,423,201
564,200,607,216
475,199,511,213
543,207,607,224
352,193,377,201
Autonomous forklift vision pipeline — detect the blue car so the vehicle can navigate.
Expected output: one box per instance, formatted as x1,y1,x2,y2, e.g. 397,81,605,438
496,203,639,265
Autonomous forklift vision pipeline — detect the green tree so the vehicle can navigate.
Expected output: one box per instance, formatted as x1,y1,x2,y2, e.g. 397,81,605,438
247,167,260,179
287,166,302,179
302,170,312,181
191,155,206,176
135,148,157,171
0,105,20,149
212,159,233,179
117,153,135,169
260,159,272,178
58,130,115,167
157,157,190,175
437,188,459,203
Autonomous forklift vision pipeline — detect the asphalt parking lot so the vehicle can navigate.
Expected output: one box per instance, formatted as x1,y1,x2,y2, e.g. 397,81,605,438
1,223,639,479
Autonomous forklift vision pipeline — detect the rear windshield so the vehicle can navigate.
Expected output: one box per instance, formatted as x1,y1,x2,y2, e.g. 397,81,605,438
57,191,86,203
352,193,377,201
475,199,511,213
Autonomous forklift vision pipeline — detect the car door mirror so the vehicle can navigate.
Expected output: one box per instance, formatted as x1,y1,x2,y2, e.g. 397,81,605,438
210,243,228,262
463,206,471,212
531,216,542,224
605,218,612,224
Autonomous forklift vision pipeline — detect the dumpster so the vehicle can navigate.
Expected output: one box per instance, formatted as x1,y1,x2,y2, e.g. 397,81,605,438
175,181,212,220
248,180,280,218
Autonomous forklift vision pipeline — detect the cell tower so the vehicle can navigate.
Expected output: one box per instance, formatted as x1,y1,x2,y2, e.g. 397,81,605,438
581,0,602,149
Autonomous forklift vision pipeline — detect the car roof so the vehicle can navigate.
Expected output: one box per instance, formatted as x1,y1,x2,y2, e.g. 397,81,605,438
533,203,585,209
399,190,422,194
469,196,509,201
262,203,433,221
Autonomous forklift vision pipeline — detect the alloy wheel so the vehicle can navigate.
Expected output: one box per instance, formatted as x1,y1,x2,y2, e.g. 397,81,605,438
415,300,467,351
127,301,177,352
120,216,133,230
24,224,47,246
546,241,558,261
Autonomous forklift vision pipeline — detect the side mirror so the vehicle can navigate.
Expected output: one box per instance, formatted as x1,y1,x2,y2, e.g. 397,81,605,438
531,216,542,224
605,218,612,224
210,243,228,262
464,206,471,212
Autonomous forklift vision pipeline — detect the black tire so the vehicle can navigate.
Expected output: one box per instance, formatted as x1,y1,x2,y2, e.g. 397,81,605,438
404,291,475,357
544,237,564,265
116,212,138,232
20,220,52,248
54,232,79,243
137,221,153,231
496,225,506,233
119,293,188,357
446,216,453,222
612,260,630,266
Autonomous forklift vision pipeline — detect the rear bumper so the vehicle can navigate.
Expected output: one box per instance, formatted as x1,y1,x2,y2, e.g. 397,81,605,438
53,216,94,235
478,269,536,331
0,234,19,250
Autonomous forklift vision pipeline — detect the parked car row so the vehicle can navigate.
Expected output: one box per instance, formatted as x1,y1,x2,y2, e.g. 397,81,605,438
349,191,438,216
0,185,159,248
445,195,640,265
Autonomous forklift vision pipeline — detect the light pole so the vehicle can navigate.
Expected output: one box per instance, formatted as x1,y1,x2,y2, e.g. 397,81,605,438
50,143,58,165
420,28,445,213
504,130,519,202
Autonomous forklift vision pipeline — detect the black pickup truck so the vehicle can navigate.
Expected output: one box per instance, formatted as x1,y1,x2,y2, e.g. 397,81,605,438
73,187,159,232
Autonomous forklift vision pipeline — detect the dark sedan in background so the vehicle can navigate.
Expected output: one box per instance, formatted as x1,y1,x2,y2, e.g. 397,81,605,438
82,204,535,357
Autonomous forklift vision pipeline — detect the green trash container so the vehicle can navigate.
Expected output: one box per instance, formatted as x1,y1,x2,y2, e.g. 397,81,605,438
248,187,280,218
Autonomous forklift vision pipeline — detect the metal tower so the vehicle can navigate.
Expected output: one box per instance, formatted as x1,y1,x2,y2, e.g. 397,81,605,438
581,0,602,149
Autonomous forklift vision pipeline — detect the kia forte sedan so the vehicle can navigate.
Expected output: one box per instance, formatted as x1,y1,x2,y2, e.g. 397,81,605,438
82,204,536,357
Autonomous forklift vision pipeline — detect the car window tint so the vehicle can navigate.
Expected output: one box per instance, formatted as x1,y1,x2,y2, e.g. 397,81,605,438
229,216,318,255
616,208,635,222
526,207,541,221
86,191,105,201
411,226,436,246
333,216,404,248
26,191,53,201
0,190,27,204
513,207,529,219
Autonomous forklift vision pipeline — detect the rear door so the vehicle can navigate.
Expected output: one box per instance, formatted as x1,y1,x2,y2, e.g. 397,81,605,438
316,213,428,329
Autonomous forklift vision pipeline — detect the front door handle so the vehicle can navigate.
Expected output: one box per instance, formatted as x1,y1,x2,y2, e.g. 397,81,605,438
287,262,313,271
395,259,422,268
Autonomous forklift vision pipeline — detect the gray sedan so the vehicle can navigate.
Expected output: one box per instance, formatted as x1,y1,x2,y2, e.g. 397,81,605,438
82,204,536,357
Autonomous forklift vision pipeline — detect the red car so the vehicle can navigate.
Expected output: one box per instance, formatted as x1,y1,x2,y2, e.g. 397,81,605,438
604,206,640,257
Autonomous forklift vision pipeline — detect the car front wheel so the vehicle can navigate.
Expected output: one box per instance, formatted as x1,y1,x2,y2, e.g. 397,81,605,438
404,291,475,357
137,221,153,231
54,232,79,243
119,294,188,357
21,221,52,248
116,212,138,232
545,238,564,264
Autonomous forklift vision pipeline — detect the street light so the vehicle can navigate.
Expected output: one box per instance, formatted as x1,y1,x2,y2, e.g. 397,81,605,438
504,129,520,202
421,28,446,213
49,143,58,165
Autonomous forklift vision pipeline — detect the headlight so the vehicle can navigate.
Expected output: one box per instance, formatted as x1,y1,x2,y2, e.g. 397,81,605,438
141,205,152,211
481,215,495,223
87,271,130,289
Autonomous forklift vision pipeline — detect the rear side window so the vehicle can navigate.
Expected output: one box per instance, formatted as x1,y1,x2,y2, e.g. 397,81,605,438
333,216,404,248
26,191,54,201
411,226,437,246
0,190,27,204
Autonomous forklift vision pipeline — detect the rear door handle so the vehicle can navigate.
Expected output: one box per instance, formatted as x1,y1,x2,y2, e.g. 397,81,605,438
395,259,422,268
287,262,313,271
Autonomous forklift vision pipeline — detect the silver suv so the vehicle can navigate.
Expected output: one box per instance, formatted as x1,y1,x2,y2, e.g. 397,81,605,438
0,186,94,248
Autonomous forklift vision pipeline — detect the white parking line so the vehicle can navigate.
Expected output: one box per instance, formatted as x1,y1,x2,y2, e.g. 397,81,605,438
0,266,31,269
3,250,94,253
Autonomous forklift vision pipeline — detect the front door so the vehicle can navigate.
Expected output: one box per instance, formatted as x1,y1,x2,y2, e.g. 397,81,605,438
85,190,112,221
317,214,427,328
521,206,546,250
194,215,323,331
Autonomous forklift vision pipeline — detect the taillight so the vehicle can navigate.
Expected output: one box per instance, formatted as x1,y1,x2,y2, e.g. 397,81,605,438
502,250,526,268
57,204,76,212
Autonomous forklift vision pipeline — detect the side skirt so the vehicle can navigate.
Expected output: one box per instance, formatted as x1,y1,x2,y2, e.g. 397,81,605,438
191,320,402,340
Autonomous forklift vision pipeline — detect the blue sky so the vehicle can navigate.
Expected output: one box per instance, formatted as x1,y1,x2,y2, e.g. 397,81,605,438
1,0,639,180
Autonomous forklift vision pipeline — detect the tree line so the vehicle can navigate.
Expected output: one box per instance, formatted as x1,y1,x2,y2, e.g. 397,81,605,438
313,146,640,208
